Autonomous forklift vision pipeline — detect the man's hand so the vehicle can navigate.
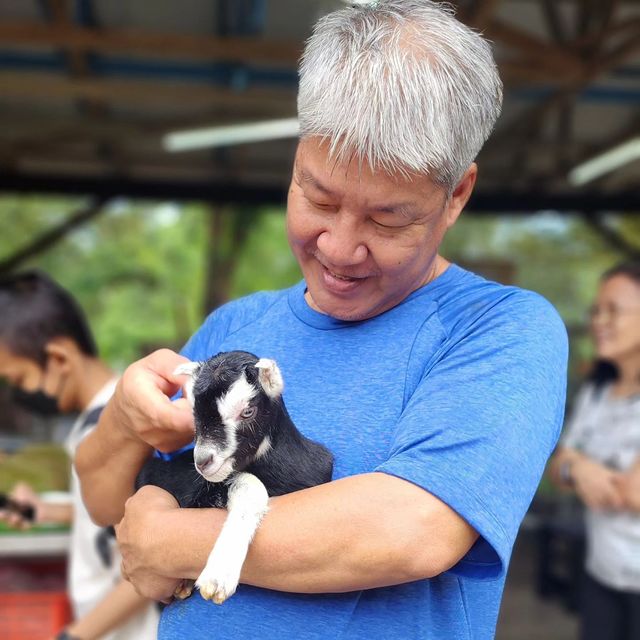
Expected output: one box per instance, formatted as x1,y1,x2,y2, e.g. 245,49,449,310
115,485,183,602
572,457,626,511
0,482,40,529
110,348,195,453
76,349,197,526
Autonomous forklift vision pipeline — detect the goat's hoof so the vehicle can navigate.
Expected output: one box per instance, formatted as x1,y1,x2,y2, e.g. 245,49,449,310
196,570,238,604
174,580,195,600
197,580,236,604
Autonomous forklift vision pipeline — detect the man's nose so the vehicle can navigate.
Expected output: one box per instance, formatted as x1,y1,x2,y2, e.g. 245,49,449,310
316,215,368,266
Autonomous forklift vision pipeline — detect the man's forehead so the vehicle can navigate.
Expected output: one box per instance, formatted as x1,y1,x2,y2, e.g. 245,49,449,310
294,146,444,212
0,345,39,377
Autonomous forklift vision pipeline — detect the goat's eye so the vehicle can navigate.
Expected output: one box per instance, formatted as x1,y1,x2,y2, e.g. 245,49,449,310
240,406,257,420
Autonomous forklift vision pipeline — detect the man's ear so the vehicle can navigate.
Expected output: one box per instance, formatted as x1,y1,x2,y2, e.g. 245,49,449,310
443,163,477,229
43,338,77,373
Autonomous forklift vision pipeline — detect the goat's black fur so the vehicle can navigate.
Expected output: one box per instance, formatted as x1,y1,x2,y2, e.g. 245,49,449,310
136,350,334,509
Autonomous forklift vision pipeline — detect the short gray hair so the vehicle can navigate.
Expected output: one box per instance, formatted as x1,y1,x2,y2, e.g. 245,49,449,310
297,0,503,190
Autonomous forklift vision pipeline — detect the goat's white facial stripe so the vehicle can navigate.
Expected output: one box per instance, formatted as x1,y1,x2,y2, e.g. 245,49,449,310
217,373,258,426
215,373,258,462
255,436,271,460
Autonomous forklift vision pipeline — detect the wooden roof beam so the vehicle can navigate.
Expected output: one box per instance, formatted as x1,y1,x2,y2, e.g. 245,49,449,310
486,19,584,77
0,71,295,109
465,0,504,30
0,21,302,65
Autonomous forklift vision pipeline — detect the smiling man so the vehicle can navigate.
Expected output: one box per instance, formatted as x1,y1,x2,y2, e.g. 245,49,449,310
76,2,568,639
287,138,477,322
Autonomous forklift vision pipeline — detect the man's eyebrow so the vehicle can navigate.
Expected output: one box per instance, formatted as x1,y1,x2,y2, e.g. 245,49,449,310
372,203,419,219
296,168,337,197
296,166,420,218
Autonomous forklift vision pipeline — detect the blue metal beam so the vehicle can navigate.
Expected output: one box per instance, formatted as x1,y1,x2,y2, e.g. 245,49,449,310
0,50,298,88
0,49,637,103
2,172,639,214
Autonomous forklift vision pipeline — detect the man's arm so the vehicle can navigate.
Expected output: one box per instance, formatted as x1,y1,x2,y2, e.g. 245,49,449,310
75,349,195,526
116,473,478,600
62,579,155,640
0,482,73,529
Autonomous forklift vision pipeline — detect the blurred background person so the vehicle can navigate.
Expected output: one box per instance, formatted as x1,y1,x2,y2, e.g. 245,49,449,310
550,261,640,640
0,270,159,640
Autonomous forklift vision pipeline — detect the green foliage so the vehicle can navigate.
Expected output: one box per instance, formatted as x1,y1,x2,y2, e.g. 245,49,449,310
1,196,208,368
230,208,301,298
0,443,70,493
0,196,301,369
2,194,639,391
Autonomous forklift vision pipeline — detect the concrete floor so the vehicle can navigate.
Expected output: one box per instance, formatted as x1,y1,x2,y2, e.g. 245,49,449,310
496,533,579,640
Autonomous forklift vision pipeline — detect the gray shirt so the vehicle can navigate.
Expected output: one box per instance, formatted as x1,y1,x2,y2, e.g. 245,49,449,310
563,383,640,592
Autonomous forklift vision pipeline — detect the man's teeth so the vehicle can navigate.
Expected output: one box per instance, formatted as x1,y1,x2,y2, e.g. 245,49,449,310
330,271,354,281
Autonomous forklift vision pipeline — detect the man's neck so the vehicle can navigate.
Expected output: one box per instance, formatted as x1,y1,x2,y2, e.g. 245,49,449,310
75,356,116,411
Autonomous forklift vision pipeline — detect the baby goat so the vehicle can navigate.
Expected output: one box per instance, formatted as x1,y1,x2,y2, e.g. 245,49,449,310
135,350,334,604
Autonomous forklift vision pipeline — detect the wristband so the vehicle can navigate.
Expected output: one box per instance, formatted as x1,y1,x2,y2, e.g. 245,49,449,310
559,460,574,486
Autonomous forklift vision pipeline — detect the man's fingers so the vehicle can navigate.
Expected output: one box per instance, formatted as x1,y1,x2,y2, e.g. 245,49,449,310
145,350,191,392
134,484,180,510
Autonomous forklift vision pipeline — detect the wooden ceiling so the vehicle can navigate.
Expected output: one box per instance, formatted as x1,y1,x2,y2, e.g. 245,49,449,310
0,0,639,213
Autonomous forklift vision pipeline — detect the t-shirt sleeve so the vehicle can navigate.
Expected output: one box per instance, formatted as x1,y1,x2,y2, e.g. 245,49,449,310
375,290,568,580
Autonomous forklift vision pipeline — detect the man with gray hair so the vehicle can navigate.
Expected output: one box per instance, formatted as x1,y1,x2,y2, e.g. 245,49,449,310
76,2,567,638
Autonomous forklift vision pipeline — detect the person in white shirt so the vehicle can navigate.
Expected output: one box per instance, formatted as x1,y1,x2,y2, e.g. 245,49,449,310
550,261,640,640
0,270,159,640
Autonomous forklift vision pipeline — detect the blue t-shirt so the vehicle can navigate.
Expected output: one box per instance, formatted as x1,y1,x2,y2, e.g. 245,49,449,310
159,264,567,640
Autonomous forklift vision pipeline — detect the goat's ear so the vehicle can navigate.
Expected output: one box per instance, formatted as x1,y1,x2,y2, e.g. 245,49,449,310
254,358,284,398
173,361,201,408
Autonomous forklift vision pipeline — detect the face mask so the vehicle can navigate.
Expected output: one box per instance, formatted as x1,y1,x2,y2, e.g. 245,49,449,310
11,386,61,416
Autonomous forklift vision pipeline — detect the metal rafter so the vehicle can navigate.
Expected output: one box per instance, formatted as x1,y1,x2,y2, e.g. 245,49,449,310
0,197,109,275
0,0,637,210
0,21,302,65
493,0,640,190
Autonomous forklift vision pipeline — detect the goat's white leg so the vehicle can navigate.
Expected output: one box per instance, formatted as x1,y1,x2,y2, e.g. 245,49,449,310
196,472,269,604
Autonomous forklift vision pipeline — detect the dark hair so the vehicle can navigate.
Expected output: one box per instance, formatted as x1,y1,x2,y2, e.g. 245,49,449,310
0,270,97,366
587,260,640,389
601,260,640,285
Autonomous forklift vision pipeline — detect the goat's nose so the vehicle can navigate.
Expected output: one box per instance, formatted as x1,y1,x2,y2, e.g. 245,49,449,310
194,451,214,472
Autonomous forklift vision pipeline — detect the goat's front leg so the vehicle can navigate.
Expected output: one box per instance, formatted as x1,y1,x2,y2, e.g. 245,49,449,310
196,473,269,604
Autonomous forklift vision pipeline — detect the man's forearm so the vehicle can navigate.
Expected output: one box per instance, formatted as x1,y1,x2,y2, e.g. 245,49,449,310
66,579,153,640
75,401,153,526
155,473,477,594
38,502,73,525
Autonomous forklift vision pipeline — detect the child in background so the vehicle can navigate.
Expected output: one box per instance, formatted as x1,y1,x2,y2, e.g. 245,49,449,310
0,271,159,640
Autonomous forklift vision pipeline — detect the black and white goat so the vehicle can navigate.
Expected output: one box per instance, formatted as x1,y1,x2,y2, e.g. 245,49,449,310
135,350,334,604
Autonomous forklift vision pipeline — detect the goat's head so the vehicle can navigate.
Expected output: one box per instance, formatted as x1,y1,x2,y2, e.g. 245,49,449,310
174,351,284,483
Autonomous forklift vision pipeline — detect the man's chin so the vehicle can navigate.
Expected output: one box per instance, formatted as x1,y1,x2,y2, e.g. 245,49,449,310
306,290,376,322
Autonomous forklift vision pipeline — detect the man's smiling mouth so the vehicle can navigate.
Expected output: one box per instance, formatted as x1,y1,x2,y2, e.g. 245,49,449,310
328,269,358,281
314,255,371,283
